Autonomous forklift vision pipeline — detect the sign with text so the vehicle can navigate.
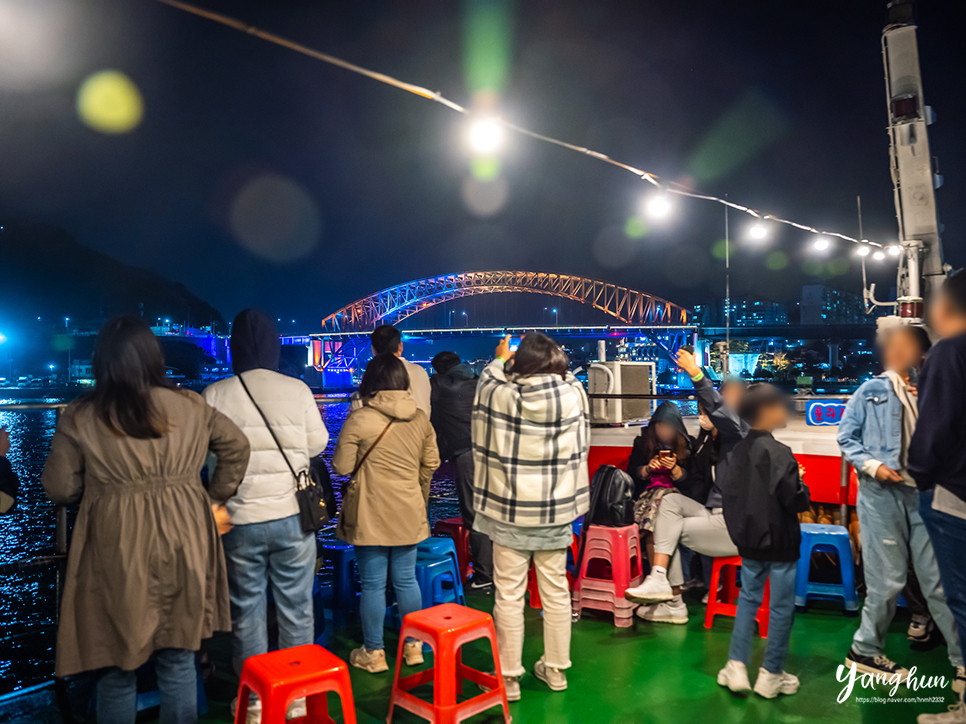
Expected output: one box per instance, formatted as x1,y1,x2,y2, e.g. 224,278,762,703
806,400,846,426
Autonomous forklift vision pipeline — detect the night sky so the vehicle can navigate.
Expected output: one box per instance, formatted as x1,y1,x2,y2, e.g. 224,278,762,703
2,0,964,329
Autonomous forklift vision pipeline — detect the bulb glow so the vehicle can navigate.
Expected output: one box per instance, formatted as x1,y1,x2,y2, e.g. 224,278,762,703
873,250,886,261
888,245,902,256
813,237,830,251
646,195,672,219
749,223,767,240
857,245,871,257
469,119,504,153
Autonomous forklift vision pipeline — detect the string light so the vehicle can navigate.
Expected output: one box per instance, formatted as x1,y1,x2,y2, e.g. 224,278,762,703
857,245,871,257
156,0,887,249
888,245,902,256
469,118,504,153
813,237,830,251
645,194,672,219
748,223,768,240
873,250,886,261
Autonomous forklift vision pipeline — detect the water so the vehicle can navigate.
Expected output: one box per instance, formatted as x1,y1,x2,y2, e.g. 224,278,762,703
0,398,460,697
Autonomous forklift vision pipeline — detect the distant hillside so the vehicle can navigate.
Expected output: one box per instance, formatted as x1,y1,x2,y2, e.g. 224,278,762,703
0,222,224,331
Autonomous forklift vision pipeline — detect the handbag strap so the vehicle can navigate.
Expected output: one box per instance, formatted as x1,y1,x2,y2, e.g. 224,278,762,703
351,417,394,478
238,373,303,488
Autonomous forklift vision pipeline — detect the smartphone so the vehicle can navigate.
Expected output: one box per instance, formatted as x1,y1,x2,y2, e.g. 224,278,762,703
509,339,520,352
908,366,919,386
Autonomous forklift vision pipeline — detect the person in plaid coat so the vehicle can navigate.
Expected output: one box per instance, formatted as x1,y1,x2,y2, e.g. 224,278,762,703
471,333,590,701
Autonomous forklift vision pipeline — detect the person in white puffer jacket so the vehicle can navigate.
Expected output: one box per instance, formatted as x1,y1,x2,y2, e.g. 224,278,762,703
203,308,328,723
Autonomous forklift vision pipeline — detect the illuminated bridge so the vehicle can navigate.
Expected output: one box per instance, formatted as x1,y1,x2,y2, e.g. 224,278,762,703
287,271,696,384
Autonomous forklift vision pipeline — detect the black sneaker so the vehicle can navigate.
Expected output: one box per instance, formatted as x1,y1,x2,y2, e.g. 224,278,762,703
844,648,910,682
469,578,494,594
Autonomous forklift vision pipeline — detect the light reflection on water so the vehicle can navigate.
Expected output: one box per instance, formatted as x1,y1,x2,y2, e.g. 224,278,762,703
0,399,460,696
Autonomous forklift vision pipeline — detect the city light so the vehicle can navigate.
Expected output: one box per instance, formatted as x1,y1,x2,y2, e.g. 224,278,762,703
856,245,871,257
873,250,886,261
645,194,672,219
888,245,902,256
748,223,768,240
0,333,6,345
469,118,504,153
813,237,830,251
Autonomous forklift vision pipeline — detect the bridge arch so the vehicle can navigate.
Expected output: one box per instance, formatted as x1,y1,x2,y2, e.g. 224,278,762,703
321,271,690,333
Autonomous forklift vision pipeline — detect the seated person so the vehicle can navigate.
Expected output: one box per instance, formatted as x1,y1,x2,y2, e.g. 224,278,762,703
626,401,692,566
625,349,747,625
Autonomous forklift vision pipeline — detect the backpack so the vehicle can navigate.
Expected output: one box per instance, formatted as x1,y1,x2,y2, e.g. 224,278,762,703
574,465,636,575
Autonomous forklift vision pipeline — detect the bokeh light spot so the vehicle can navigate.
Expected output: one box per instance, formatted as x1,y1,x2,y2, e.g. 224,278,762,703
827,258,850,276
461,175,509,217
711,239,728,260
470,157,502,181
624,216,648,239
765,251,788,270
802,259,823,277
228,173,322,262
76,70,144,134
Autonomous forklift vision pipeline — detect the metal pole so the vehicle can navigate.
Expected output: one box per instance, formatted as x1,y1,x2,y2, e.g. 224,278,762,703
724,201,730,377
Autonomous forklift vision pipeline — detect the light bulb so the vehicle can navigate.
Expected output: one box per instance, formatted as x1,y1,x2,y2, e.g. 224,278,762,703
645,195,672,219
749,223,767,240
873,251,886,261
469,118,503,153
813,237,829,251
857,245,871,257
888,245,901,256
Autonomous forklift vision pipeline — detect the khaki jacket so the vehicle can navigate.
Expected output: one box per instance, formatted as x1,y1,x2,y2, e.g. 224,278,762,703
333,390,440,546
41,388,250,676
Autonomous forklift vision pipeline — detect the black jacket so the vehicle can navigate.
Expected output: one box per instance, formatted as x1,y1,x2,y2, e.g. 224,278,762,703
693,375,750,508
0,456,18,514
723,430,810,562
627,401,692,499
430,363,478,460
909,333,966,502
680,428,716,505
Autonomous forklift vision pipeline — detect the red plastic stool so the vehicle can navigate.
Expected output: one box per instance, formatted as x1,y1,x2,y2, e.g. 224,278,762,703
433,517,472,581
236,644,356,724
388,603,510,724
527,564,542,609
704,556,770,638
571,524,643,627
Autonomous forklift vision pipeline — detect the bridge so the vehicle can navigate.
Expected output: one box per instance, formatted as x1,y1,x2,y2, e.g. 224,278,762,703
299,271,695,384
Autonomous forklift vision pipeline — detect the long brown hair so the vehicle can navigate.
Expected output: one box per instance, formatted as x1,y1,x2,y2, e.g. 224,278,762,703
80,316,172,439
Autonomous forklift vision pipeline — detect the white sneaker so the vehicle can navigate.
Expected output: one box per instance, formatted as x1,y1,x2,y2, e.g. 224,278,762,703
717,660,752,694
231,697,262,724
918,702,966,724
624,571,674,604
635,600,688,625
286,698,307,720
908,613,935,641
404,641,424,666
754,668,800,698
504,676,521,701
349,646,389,673
534,657,567,692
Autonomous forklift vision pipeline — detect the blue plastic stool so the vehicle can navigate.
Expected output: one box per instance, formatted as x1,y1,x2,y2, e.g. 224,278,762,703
418,537,461,578
415,553,465,608
795,524,858,612
322,541,358,624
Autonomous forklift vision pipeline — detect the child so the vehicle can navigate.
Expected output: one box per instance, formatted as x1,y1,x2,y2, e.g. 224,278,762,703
717,383,810,698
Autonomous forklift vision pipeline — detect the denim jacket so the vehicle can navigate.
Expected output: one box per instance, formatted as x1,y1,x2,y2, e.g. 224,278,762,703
836,374,902,477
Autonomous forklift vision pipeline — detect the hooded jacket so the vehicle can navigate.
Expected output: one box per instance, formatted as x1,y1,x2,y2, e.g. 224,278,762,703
693,375,750,508
722,430,811,562
430,362,478,460
333,390,440,546
626,401,692,499
204,309,328,525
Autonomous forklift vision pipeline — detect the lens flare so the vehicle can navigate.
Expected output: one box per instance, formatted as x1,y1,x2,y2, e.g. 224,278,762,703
76,70,144,134
469,118,503,153
645,195,672,219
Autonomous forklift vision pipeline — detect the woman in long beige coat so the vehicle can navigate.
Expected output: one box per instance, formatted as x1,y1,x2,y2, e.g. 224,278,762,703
333,353,439,674
41,317,250,724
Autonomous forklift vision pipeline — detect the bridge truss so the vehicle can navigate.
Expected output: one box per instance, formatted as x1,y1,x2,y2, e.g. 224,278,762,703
321,271,690,334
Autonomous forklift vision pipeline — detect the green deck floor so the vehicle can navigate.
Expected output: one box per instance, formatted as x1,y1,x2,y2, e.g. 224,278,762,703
3,590,959,724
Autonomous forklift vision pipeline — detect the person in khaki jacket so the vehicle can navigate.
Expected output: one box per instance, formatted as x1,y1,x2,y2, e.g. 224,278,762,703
41,317,250,724
333,353,440,674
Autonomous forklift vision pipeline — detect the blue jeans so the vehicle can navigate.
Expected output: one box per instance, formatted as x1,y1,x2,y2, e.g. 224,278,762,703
853,482,962,665
728,559,798,674
97,648,196,724
920,489,966,660
222,514,316,676
355,545,422,651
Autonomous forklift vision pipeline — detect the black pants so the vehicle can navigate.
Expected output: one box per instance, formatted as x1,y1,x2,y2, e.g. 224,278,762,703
454,451,493,583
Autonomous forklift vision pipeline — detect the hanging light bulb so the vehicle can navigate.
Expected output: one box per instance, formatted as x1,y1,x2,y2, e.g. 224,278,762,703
888,245,902,256
748,223,768,240
857,245,871,257
469,118,504,153
813,237,830,251
645,194,672,219
873,250,886,261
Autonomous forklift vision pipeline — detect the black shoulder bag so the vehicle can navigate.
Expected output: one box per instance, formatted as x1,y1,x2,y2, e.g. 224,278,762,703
238,373,334,534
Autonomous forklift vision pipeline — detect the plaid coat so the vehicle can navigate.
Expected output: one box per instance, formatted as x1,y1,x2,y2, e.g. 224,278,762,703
472,359,591,527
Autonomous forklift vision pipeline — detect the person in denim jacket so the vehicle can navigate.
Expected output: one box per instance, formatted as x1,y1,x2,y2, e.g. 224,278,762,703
838,326,964,693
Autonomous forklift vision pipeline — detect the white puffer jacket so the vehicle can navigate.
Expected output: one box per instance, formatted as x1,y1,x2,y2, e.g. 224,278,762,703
204,369,329,525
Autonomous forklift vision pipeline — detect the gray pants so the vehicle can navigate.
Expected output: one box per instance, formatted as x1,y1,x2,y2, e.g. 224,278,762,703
852,479,963,666
652,493,738,587
455,451,493,583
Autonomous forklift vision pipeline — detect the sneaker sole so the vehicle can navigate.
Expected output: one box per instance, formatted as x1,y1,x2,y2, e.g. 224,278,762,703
624,590,675,605
717,672,751,694
754,684,799,698
639,613,689,625
404,657,424,666
844,658,909,684
535,667,567,692
351,661,389,673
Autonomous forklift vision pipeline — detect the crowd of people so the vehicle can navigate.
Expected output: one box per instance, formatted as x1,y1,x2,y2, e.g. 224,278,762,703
4,270,966,722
